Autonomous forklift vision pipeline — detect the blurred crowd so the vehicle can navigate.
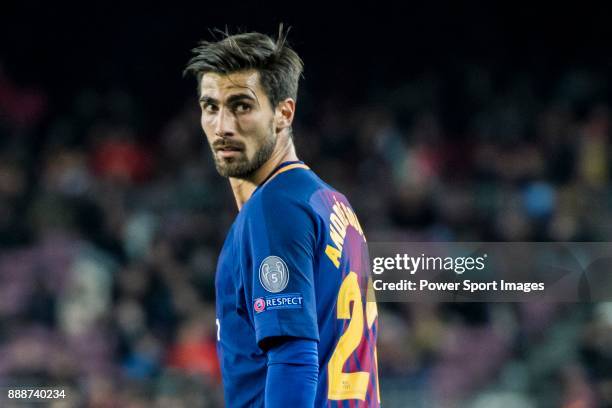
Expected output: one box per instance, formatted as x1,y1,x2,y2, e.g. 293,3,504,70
1,61,612,407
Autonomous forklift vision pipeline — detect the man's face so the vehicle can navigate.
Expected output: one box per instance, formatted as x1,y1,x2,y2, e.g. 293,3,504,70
199,70,277,179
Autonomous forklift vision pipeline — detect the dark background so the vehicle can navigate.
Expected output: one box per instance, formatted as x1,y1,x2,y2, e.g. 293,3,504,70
2,2,611,125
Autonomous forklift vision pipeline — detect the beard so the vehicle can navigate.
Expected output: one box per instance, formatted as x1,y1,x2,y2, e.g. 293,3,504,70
212,125,277,179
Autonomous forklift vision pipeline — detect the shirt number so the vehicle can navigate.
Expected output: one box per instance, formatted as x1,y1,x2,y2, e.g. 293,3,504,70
328,271,380,402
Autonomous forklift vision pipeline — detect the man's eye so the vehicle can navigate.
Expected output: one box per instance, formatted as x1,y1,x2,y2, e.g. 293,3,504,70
203,104,218,113
234,103,252,113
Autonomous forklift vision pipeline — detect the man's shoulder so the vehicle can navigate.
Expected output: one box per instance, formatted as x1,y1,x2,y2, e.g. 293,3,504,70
253,167,330,206
240,168,337,229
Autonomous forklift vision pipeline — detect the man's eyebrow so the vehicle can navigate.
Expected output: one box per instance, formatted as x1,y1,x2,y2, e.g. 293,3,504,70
199,93,259,105
226,93,257,105
199,95,218,104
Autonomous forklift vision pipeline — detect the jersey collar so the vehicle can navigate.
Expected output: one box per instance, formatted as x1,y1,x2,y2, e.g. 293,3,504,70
253,160,310,194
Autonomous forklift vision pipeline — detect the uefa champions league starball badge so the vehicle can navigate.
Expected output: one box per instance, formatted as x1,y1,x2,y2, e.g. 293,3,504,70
259,256,290,293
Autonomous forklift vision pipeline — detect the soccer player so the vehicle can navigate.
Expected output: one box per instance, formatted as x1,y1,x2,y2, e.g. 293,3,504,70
184,27,380,407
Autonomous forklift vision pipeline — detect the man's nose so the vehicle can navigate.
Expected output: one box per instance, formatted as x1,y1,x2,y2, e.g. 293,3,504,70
215,107,235,137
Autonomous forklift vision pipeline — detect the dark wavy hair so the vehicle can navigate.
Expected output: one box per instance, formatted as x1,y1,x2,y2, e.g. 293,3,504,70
184,25,304,108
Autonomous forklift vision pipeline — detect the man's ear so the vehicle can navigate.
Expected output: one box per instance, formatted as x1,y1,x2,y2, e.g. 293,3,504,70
275,98,296,133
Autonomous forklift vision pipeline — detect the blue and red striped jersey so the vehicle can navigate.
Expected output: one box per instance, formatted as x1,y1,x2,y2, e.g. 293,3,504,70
215,161,380,407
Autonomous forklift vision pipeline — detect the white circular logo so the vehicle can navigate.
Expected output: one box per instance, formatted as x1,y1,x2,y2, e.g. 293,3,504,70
259,256,289,293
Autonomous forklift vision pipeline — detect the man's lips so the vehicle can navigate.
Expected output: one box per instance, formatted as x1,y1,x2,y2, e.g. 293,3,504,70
216,146,243,151
215,145,244,159
218,151,242,159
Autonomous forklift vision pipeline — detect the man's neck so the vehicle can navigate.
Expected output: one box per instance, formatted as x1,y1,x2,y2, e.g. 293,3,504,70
229,138,298,210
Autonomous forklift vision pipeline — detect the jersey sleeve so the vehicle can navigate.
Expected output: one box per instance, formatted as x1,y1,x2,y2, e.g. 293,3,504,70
244,192,320,347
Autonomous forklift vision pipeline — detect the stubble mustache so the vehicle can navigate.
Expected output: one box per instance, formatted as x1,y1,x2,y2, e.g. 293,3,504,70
211,139,246,152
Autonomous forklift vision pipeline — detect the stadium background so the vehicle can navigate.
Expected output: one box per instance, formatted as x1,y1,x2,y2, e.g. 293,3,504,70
1,2,612,406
